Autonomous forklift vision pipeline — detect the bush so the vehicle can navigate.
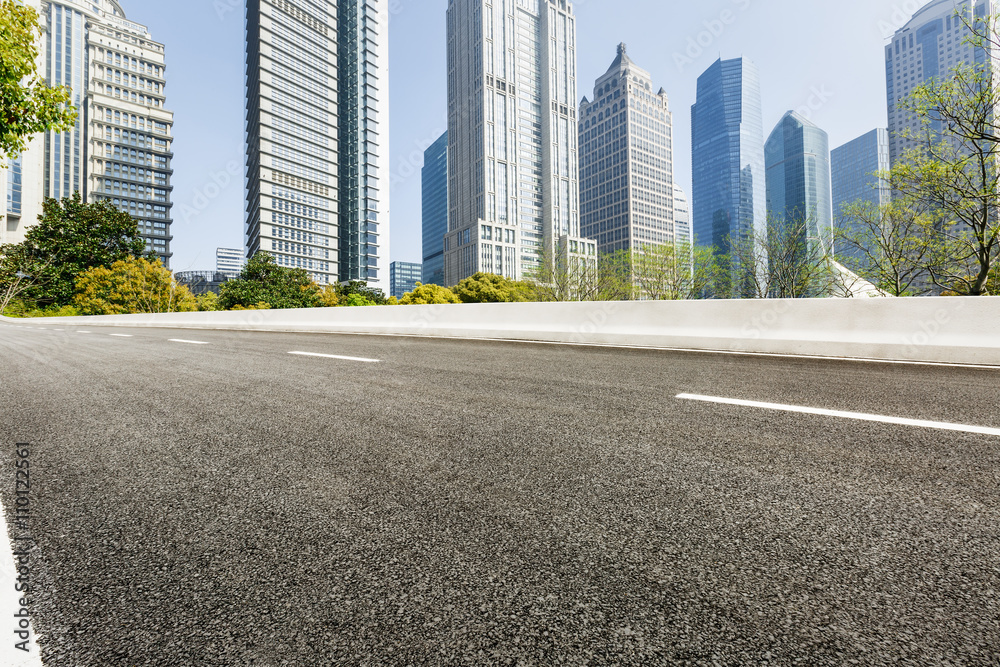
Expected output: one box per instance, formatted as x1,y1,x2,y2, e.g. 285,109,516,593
74,257,197,315
400,283,461,305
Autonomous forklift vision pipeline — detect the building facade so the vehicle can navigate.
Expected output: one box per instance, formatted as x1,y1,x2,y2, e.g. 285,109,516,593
175,271,230,296
673,183,691,248
3,0,174,263
245,0,390,287
765,111,834,258
389,261,422,299
886,0,995,166
421,131,448,286
443,0,596,285
579,44,674,257
831,128,890,262
216,247,246,278
690,57,766,259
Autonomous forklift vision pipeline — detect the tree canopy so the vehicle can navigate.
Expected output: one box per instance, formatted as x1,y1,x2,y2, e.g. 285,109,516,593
0,0,77,158
74,257,197,315
0,193,146,307
453,272,533,303
217,253,321,310
399,282,461,305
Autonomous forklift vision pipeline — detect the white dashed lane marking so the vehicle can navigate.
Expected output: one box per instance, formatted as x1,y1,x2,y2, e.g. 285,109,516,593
288,351,381,364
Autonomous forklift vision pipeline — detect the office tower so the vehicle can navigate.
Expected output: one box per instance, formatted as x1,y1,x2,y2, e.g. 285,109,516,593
886,0,995,165
673,184,691,247
422,131,448,286
831,129,890,262
245,0,390,287
216,247,246,278
691,58,766,259
579,44,675,256
4,0,174,262
765,111,834,258
443,0,596,285
390,261,422,299
175,271,230,296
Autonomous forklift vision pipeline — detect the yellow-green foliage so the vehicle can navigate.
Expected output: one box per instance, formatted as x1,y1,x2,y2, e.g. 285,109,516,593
400,283,461,305
73,257,197,315
196,291,222,312
318,285,340,307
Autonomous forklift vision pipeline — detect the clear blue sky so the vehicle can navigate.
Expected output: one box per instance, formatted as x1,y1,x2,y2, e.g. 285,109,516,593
122,0,920,273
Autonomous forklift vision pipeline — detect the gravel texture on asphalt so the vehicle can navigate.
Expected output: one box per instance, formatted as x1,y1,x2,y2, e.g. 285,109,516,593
0,323,998,666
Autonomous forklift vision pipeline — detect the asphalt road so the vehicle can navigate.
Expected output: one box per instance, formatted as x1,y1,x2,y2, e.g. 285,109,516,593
0,321,998,666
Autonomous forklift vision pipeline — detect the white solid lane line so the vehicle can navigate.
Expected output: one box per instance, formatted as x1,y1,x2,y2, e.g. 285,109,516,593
676,393,1000,437
289,351,380,363
169,339,210,345
109,334,133,338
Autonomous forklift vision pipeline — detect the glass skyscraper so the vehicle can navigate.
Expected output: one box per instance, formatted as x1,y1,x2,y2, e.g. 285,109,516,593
690,58,766,259
245,0,390,287
421,131,448,286
831,129,890,262
765,111,834,258
579,44,675,256
886,0,995,166
389,261,422,300
443,0,596,285
4,0,175,262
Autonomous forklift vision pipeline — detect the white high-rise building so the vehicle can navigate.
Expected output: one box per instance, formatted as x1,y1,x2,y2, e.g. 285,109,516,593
443,0,596,285
216,247,245,278
3,0,174,263
886,0,995,166
245,0,390,288
579,44,675,256
673,183,691,248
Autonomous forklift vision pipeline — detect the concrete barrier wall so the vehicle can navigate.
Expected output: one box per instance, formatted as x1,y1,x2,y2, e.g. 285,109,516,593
3,297,999,366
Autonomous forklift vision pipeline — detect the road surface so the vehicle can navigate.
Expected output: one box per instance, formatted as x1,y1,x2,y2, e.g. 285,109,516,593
0,321,997,666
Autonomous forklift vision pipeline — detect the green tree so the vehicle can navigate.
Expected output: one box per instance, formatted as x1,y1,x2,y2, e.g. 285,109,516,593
0,194,145,308
340,293,377,307
452,272,528,303
74,257,197,315
836,198,937,297
399,282,461,305
630,242,723,301
729,215,833,299
0,0,77,158
195,291,222,312
524,246,603,302
888,12,1000,295
217,253,320,310
332,280,389,305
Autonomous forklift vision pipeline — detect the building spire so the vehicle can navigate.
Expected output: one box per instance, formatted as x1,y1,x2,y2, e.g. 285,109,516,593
618,42,627,57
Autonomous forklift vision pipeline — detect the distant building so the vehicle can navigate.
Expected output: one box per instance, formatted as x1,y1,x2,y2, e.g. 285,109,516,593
579,44,675,256
175,271,230,296
422,131,448,286
443,0,596,285
244,0,390,287
390,262,422,300
691,58,766,260
216,247,245,279
673,184,691,248
765,111,834,258
4,0,175,262
886,0,996,166
831,129,890,263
